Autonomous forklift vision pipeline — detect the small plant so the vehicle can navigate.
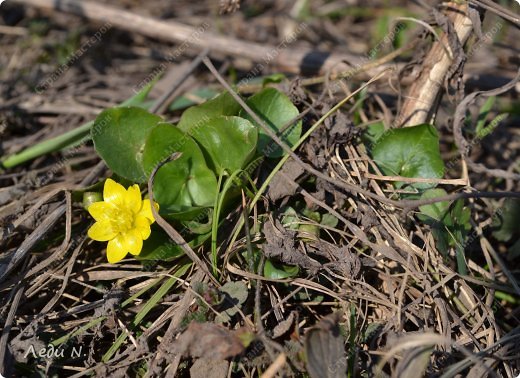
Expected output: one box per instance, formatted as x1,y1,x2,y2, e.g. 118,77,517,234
367,123,472,273
88,88,301,263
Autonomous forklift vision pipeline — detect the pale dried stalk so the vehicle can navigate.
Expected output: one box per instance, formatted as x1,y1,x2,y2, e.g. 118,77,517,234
399,2,474,127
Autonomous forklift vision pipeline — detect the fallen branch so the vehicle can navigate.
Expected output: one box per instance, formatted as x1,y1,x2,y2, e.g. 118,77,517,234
12,0,373,77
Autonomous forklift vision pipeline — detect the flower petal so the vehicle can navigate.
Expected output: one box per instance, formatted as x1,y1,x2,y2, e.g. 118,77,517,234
107,235,128,263
88,201,116,222
122,229,143,255
88,221,117,241
125,184,142,214
103,178,126,206
138,199,158,223
134,215,152,240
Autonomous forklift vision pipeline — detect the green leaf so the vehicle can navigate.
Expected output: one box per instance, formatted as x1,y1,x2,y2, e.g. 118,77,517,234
418,189,450,222
177,91,241,134
168,88,220,112
121,79,157,108
136,226,184,261
362,121,386,147
475,96,495,137
371,124,444,189
281,207,300,231
263,259,299,279
181,208,213,234
321,213,339,228
492,199,520,242
189,116,258,175
92,107,163,183
362,322,383,343
262,73,286,86
241,87,302,158
477,113,508,139
142,123,217,215
450,200,471,231
1,83,157,169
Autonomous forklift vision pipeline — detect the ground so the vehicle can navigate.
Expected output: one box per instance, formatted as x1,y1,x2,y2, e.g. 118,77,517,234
1,0,520,377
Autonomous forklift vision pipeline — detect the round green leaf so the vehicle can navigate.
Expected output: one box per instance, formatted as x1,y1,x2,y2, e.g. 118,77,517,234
91,107,163,183
142,124,217,215
177,91,241,134
241,87,302,158
371,124,445,189
418,188,450,222
189,115,258,174
263,259,299,279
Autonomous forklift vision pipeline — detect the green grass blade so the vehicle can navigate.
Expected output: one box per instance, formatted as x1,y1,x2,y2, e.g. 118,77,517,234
51,316,106,347
102,263,191,362
1,80,156,169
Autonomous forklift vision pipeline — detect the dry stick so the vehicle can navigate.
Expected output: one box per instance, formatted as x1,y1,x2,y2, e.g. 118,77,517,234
0,258,32,376
468,0,520,28
155,270,207,378
13,0,369,76
237,39,418,94
147,153,218,285
399,2,474,127
201,57,520,212
261,353,287,378
149,48,210,114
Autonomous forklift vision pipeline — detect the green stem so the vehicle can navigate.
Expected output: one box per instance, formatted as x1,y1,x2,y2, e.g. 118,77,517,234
1,121,93,168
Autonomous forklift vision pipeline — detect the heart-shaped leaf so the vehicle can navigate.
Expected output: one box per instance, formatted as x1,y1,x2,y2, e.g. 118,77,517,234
241,87,301,158
189,116,258,175
142,123,217,215
92,107,163,183
371,124,444,189
177,91,241,134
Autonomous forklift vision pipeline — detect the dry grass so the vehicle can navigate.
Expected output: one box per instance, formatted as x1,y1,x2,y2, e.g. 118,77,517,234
1,0,519,377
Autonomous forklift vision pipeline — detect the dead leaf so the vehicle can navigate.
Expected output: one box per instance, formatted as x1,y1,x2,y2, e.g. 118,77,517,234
393,345,433,378
175,322,245,360
305,313,347,378
215,281,248,323
273,311,297,339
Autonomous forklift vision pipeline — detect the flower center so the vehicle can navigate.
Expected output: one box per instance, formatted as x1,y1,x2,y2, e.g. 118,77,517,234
111,205,134,234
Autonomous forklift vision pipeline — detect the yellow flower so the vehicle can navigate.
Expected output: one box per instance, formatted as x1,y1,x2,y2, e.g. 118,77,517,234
87,178,158,263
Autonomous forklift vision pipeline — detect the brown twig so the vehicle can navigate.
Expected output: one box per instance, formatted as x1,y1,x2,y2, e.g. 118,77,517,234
149,48,210,114
468,0,520,28
12,0,372,76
